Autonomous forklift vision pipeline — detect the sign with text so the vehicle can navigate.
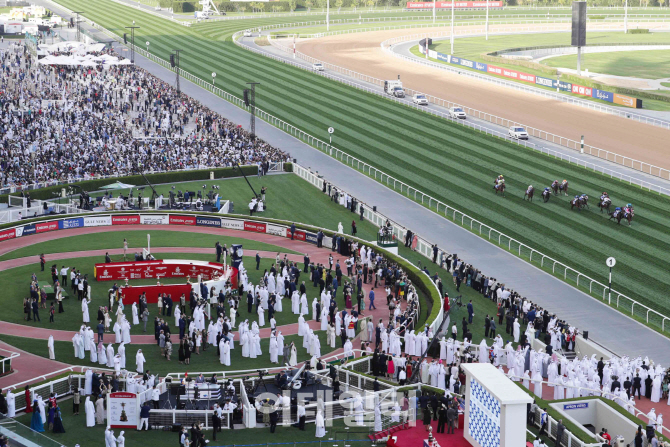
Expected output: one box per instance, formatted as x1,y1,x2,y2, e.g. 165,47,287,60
108,392,138,429
407,1,503,8
112,215,140,225
563,402,588,410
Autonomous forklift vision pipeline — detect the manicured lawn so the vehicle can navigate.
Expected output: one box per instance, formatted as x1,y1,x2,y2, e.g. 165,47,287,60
1,253,343,333
52,0,670,332
543,49,670,79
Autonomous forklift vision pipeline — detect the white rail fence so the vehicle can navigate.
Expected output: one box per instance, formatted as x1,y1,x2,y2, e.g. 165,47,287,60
46,5,670,335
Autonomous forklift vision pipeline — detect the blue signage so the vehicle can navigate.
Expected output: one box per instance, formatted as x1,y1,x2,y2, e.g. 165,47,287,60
563,403,588,410
58,218,84,229
535,75,557,89
558,80,572,92
592,88,614,103
436,53,450,62
196,216,221,227
304,232,318,245
22,224,36,235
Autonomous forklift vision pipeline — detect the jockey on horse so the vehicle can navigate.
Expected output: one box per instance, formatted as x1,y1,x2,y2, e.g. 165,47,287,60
623,203,635,225
570,195,582,210
559,179,569,196
551,180,559,195
542,187,551,203
494,175,506,196
524,185,534,201
579,193,589,209
598,192,611,213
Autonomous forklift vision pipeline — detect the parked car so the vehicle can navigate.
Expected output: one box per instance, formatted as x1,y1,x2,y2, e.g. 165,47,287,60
243,29,252,37
508,126,529,140
312,63,324,71
412,94,428,105
449,107,467,119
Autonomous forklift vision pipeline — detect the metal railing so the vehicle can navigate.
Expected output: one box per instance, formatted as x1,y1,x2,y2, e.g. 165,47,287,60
0,348,19,376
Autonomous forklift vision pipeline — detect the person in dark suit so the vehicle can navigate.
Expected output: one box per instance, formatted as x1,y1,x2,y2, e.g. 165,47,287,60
32,299,40,322
256,253,261,270
447,405,457,434
303,255,309,273
105,252,112,263
247,291,253,313
632,374,642,399
437,405,447,433
269,407,278,433
484,315,491,338
215,242,223,262
430,393,439,421
97,321,105,342
165,296,173,317
290,223,296,240
624,377,632,398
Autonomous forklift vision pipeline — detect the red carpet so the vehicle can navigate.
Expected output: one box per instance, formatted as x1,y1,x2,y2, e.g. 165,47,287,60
392,420,470,447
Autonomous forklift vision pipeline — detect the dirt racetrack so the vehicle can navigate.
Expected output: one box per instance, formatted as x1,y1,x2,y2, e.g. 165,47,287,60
295,24,670,171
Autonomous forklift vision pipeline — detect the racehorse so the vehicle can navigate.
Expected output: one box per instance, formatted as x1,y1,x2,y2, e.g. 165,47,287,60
579,194,589,209
609,208,623,224
524,186,534,201
494,182,506,197
541,188,551,203
559,180,569,196
623,207,634,226
598,197,611,213
570,196,582,211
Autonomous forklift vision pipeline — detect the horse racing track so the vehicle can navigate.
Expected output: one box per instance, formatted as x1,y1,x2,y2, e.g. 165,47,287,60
55,0,670,325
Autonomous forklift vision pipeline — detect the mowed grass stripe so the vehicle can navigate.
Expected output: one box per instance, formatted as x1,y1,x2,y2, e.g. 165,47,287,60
57,0,670,320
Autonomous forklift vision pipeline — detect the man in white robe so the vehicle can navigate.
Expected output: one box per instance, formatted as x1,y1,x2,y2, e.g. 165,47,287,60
136,349,146,373
478,339,488,364
82,298,91,323
298,314,306,336
651,375,662,403
48,335,55,360
269,336,279,364
220,340,231,366
85,397,95,427
118,343,126,369
300,294,308,316
85,369,93,395
121,319,131,344
257,305,265,327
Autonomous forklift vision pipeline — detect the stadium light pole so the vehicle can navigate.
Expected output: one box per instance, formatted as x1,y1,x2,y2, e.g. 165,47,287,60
125,23,140,64
326,0,330,31
624,0,628,33
72,11,83,43
450,0,454,54
433,0,435,24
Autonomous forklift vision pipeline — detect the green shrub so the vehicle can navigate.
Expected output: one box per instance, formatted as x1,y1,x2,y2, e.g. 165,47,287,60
561,73,669,103
629,28,650,34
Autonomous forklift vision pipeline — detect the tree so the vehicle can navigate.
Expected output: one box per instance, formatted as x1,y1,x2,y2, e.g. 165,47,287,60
306,0,313,9
257,2,264,11
288,0,297,10
335,0,343,10
366,0,374,7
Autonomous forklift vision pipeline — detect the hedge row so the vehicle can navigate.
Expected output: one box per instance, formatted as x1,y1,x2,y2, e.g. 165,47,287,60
0,164,295,203
0,205,439,328
480,53,558,75
560,73,670,102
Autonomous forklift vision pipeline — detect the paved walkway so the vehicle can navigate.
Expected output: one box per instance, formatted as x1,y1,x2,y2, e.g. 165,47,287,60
21,2,670,358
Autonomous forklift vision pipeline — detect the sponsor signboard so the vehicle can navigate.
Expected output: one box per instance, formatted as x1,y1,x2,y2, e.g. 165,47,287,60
558,80,572,92
140,215,169,225
406,1,503,8
95,260,224,281
112,215,140,225
169,215,196,226
0,229,16,241
592,88,613,103
563,403,588,410
36,221,59,233
571,84,592,97
290,230,306,242
613,93,640,108
84,216,112,227
108,392,138,429
21,224,36,236
436,53,450,63
535,75,556,89
244,221,267,233
221,218,245,231
305,232,318,245
58,217,84,230
196,216,222,228
322,236,333,249
266,224,287,238
14,226,24,237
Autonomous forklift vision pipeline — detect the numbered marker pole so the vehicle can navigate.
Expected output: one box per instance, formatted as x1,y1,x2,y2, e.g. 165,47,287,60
328,127,334,147
606,257,616,305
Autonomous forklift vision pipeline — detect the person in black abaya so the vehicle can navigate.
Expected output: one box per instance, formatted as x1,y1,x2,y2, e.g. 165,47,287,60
372,350,379,376
0,389,7,414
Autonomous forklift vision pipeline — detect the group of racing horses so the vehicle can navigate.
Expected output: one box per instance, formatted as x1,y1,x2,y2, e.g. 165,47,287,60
493,176,635,225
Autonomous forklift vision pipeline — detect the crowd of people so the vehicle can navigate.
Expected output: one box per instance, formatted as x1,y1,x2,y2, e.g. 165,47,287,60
0,42,289,189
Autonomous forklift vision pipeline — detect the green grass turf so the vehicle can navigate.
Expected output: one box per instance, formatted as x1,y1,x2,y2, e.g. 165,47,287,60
543,49,670,80
51,0,670,330
1,253,350,333
13,405,371,447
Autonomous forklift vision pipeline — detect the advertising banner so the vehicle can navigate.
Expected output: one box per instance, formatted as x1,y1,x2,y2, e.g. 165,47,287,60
58,217,84,230
436,53,450,63
15,226,24,237
535,75,556,89
563,403,588,410
592,89,614,103
140,215,169,225
112,215,140,225
305,232,318,245
0,229,16,242
613,93,640,108
108,392,138,429
95,260,224,281
322,236,333,249
196,216,222,228
558,80,572,92
289,230,306,242
221,218,245,231
266,224,287,238
571,84,593,97
21,225,36,236
406,1,503,8
84,216,112,227
119,283,193,304
169,215,196,226
244,221,267,233
36,221,59,233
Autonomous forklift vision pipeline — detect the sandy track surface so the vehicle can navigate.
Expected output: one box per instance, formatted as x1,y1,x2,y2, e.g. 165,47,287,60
295,24,670,171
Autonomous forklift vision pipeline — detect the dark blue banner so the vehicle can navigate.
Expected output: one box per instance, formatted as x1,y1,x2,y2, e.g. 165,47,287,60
22,224,36,235
592,88,614,103
436,53,449,63
196,216,221,227
535,75,557,89
304,232,318,245
58,217,84,230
